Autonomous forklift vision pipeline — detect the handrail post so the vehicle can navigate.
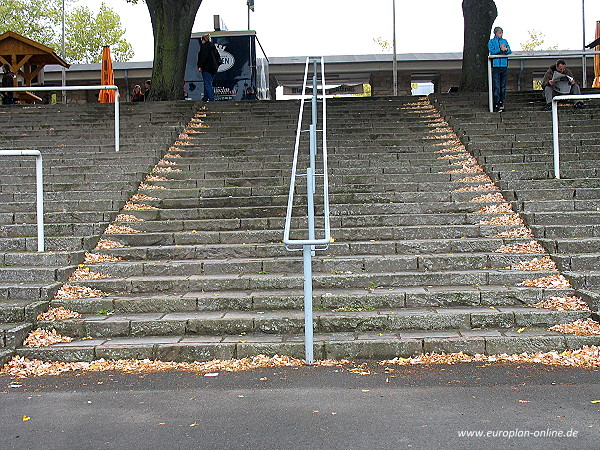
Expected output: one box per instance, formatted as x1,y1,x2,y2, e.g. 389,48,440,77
114,94,120,152
312,60,318,128
304,166,316,364
309,124,316,194
35,153,45,251
552,99,561,179
487,58,494,112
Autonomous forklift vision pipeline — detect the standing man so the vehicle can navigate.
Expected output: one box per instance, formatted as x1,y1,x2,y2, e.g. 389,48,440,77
1,64,16,105
488,26,511,112
197,34,221,102
541,59,584,110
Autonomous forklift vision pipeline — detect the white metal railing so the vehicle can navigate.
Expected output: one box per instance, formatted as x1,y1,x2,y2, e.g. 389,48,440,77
487,51,600,112
283,57,331,364
0,85,120,152
551,94,600,179
0,150,44,251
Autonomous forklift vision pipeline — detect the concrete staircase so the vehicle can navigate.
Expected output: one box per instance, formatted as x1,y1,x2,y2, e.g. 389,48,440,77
3,95,597,364
0,101,200,364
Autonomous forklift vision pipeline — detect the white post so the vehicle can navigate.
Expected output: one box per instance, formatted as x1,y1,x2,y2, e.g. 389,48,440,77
552,100,561,179
35,154,44,251
582,0,587,88
392,0,397,96
61,0,66,103
488,58,494,112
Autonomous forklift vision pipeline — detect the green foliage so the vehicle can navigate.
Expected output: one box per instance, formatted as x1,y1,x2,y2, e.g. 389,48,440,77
373,36,392,52
66,3,134,63
0,0,64,45
520,30,558,90
355,84,372,97
0,0,133,63
520,29,558,51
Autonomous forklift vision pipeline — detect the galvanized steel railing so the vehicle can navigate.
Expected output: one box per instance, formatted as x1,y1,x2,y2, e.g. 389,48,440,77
0,150,44,251
0,85,120,152
283,57,331,364
551,94,600,179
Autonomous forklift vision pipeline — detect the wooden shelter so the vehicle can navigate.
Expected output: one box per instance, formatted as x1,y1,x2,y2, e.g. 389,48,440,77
0,31,69,102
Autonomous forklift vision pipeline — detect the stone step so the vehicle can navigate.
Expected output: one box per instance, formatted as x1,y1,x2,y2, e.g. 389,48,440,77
0,265,73,282
71,269,562,293
15,327,600,362
81,252,555,277
35,307,592,340
0,250,84,266
51,286,578,314
0,322,33,349
0,299,50,322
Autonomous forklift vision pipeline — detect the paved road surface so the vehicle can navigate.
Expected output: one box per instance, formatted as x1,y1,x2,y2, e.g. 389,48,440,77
1,362,598,449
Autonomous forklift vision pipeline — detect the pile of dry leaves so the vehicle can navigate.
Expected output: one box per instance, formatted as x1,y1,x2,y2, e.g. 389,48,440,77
529,296,590,311
495,240,545,254
470,193,506,203
130,194,159,202
22,329,73,348
494,227,535,238
504,256,557,271
454,183,499,192
518,274,572,289
122,202,158,211
68,268,111,281
104,224,140,234
443,165,485,174
480,214,523,225
54,284,107,299
139,182,165,191
95,239,126,249
549,319,600,335
84,253,121,264
114,214,144,223
37,307,81,321
476,203,514,214
382,346,600,368
455,175,493,183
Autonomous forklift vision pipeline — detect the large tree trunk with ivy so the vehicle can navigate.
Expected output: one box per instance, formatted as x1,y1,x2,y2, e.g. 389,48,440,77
145,0,203,100
459,0,497,92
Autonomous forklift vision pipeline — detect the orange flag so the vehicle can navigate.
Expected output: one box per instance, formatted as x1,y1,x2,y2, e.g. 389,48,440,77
99,46,115,103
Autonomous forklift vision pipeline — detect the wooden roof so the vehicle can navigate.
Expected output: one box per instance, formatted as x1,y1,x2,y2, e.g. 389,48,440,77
0,31,69,68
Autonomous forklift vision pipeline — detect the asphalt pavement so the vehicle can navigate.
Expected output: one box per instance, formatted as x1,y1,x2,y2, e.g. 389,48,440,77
1,362,598,449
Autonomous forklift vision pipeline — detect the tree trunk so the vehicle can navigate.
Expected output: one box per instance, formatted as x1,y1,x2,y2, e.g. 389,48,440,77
145,0,203,100
459,0,497,92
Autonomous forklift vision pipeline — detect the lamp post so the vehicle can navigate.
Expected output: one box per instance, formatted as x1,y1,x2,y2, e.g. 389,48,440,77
392,0,397,96
582,0,587,88
61,0,66,103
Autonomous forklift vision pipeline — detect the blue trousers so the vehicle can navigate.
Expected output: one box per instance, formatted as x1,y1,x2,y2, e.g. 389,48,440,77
491,66,508,108
202,71,215,102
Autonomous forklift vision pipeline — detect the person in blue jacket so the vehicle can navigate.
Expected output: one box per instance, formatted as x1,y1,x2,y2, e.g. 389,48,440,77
488,26,511,112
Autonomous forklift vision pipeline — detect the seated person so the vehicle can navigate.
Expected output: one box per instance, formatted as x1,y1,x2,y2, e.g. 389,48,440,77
131,85,144,102
541,59,584,110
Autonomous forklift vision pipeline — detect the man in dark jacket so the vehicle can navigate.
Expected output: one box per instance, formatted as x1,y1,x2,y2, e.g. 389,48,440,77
197,34,221,102
541,59,583,110
2,63,16,105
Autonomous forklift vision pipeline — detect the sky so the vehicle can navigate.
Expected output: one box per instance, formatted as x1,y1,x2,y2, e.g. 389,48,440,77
76,0,600,61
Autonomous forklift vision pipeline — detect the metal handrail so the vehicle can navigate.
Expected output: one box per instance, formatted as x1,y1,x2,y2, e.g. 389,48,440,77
283,57,330,364
0,85,120,152
0,150,44,251
487,51,600,112
551,94,600,179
